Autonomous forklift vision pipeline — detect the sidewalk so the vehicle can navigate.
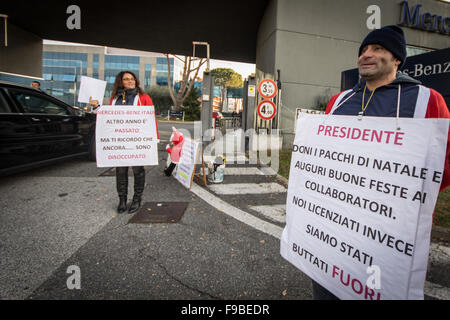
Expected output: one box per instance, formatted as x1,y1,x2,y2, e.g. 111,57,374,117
156,118,195,124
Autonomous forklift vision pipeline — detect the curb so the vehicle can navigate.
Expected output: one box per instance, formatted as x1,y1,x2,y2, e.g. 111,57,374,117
275,173,289,188
156,119,195,124
432,225,450,235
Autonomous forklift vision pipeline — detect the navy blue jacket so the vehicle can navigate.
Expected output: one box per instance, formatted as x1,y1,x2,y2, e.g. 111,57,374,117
330,73,422,117
326,72,450,191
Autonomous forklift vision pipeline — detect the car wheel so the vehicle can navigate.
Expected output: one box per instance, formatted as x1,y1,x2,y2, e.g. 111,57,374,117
88,134,96,161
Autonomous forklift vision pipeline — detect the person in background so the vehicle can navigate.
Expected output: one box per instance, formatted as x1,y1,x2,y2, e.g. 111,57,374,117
31,81,41,91
89,71,154,214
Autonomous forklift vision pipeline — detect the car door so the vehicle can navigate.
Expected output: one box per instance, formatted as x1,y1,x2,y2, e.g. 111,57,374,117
7,88,85,160
0,88,39,171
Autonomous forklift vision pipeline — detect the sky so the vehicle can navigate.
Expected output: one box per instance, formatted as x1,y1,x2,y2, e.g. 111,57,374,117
43,40,256,79
201,58,255,79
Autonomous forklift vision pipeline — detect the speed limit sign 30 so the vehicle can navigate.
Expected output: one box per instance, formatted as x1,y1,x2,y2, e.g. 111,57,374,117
257,100,277,121
258,79,278,99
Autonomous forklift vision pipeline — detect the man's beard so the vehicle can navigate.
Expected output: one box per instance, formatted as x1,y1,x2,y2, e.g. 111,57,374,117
359,57,394,81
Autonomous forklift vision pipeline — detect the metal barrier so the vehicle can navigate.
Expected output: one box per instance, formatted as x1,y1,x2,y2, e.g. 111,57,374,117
218,116,241,134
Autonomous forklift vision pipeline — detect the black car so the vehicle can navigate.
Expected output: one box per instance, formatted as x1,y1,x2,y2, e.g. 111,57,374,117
0,81,96,176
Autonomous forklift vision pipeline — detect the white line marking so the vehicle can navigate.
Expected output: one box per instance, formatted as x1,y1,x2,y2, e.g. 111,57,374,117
225,167,264,175
191,184,283,239
203,155,249,164
191,183,450,300
259,167,277,175
207,182,286,195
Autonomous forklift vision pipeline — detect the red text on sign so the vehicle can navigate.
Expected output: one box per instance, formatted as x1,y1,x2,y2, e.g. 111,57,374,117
317,125,405,146
332,265,381,300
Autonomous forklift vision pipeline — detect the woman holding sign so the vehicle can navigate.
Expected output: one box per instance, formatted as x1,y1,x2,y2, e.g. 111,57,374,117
90,71,154,214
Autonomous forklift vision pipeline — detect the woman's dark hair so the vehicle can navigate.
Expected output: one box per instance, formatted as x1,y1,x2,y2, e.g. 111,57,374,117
111,71,145,98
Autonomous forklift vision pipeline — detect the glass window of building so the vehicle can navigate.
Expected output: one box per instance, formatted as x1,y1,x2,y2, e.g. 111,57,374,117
156,57,173,86
93,54,99,79
41,51,88,105
104,55,140,98
145,64,151,88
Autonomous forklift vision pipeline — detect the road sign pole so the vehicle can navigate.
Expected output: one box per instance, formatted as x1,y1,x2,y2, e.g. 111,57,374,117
201,71,213,142
246,75,256,132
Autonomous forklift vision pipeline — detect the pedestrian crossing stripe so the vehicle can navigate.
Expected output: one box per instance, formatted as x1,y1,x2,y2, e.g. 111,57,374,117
250,204,286,223
207,183,286,195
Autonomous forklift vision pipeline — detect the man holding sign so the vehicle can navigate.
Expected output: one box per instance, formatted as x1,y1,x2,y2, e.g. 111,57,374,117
282,26,449,300
90,71,159,214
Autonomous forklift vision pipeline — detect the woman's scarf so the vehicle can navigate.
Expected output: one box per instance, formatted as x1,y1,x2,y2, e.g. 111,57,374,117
115,88,138,105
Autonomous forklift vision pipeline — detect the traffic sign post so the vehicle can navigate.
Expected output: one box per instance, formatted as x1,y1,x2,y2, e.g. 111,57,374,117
257,100,277,121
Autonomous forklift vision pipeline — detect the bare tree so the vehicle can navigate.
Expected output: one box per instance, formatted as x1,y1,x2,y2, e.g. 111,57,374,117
165,54,207,111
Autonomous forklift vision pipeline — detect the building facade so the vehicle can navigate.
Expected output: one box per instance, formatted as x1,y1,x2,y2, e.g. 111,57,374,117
41,44,184,106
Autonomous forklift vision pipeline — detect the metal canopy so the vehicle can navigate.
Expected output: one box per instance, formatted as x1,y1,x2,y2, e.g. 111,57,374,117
0,0,269,63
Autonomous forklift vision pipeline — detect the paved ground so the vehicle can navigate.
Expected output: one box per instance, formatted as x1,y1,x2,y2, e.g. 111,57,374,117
5,158,310,300
0,122,448,300
193,155,450,300
0,122,311,300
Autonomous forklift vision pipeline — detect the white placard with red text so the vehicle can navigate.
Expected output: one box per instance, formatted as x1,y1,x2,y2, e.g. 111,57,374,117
95,105,159,167
280,113,449,300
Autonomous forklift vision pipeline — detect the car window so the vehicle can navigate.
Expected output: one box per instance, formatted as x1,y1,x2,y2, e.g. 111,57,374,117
0,91,12,113
11,91,70,116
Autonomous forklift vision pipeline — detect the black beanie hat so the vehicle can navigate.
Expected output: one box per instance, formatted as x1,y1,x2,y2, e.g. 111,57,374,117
358,25,407,68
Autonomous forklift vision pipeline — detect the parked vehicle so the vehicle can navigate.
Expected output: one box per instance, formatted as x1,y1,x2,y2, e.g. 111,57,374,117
0,81,97,176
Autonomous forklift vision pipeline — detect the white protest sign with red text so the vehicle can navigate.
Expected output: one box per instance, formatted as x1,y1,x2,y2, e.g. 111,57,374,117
95,105,159,167
280,113,449,300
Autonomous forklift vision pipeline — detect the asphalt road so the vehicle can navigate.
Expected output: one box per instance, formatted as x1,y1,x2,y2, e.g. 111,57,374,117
0,121,311,300
1,120,448,301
